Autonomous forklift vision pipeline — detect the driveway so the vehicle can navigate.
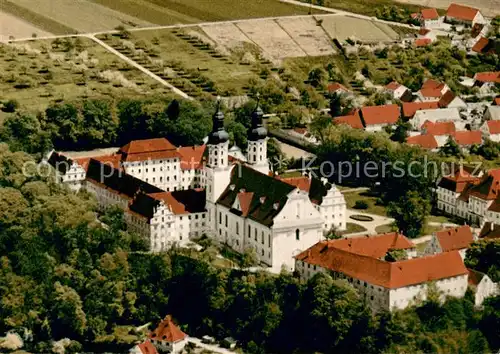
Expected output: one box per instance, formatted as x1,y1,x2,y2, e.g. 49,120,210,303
187,337,237,354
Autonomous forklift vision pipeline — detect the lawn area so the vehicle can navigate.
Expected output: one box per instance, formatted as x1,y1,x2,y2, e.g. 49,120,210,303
101,28,263,96
306,0,424,18
416,240,429,254
344,189,387,216
427,214,457,224
0,37,163,112
342,222,367,234
375,224,395,234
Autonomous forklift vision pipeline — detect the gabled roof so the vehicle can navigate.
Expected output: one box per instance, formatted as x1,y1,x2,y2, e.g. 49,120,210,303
415,38,432,47
438,91,458,108
148,189,206,215
135,340,158,354
274,174,329,205
419,28,431,36
279,176,311,193
486,120,500,134
422,120,455,136
149,315,186,343
386,81,401,91
435,225,474,252
237,191,254,216
402,101,439,118
494,97,500,106
488,198,500,212
406,134,438,149
327,82,349,92
360,104,400,126
438,167,481,193
472,37,490,53
326,232,414,259
474,72,500,83
467,170,500,200
468,268,487,286
479,222,500,239
333,111,364,129
446,3,479,21
47,152,73,174
421,8,440,20
420,79,447,94
217,164,296,227
452,130,482,146
296,243,467,289
119,138,179,162
86,158,162,199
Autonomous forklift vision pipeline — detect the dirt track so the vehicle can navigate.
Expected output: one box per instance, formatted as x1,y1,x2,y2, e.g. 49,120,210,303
396,0,500,17
0,10,51,41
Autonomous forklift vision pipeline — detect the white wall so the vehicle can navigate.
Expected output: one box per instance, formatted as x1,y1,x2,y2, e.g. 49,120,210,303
475,275,498,307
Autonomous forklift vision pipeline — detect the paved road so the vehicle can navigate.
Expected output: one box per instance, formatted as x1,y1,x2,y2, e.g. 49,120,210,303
88,35,192,100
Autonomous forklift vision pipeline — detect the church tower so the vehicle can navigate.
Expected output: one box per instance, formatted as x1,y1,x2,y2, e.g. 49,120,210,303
247,97,269,175
205,97,232,204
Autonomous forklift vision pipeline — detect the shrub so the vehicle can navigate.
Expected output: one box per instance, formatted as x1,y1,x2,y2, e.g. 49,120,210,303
2,99,19,112
354,200,369,210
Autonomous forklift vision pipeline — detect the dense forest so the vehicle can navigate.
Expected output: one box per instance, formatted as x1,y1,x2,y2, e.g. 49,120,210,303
0,141,499,352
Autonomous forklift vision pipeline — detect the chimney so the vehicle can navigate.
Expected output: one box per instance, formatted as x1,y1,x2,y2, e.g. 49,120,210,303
273,202,279,210
230,184,235,190
260,196,266,204
239,188,246,193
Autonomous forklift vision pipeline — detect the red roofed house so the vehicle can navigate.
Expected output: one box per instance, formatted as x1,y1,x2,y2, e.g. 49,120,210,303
327,82,351,95
416,79,450,102
402,101,439,119
424,225,475,259
437,165,482,216
452,130,482,150
130,340,159,354
438,90,467,109
359,104,401,132
333,110,364,129
473,72,500,94
480,120,500,142
406,134,439,150
412,8,442,28
295,236,468,312
148,315,187,353
414,38,432,47
467,268,499,307
422,120,456,146
46,151,88,192
384,81,412,102
445,3,485,26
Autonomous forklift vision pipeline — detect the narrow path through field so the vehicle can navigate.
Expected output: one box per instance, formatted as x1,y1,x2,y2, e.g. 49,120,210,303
88,35,192,100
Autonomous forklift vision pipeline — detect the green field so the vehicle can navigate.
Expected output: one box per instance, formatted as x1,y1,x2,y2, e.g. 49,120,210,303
344,189,388,216
98,28,267,97
93,0,315,24
0,37,163,111
305,0,424,18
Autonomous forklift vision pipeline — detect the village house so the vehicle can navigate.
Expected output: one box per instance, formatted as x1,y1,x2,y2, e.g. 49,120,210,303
48,101,347,272
384,81,412,102
468,269,499,307
359,104,401,132
416,79,450,102
406,134,439,150
295,236,468,312
421,120,456,146
424,225,475,259
327,82,351,96
411,107,461,130
452,130,482,151
473,72,500,94
402,101,440,120
445,3,485,27
484,106,500,121
478,221,500,240
332,110,364,129
438,91,467,109
47,152,87,192
472,37,500,55
130,340,158,354
148,315,187,353
414,38,433,47
412,8,442,28
480,120,500,142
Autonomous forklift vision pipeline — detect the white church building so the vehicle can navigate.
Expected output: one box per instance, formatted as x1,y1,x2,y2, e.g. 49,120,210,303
48,99,347,272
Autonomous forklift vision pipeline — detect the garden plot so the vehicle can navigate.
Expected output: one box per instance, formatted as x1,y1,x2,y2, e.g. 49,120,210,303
9,0,153,33
318,15,399,42
236,19,307,60
276,17,335,56
200,22,255,52
0,37,161,111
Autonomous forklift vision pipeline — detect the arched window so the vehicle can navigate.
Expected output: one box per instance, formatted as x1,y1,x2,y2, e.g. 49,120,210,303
295,229,300,240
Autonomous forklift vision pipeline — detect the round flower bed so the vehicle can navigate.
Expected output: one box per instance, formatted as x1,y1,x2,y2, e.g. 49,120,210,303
349,214,374,222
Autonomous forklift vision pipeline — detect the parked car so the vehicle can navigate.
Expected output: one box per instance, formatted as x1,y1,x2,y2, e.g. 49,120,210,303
202,335,216,344
221,337,237,349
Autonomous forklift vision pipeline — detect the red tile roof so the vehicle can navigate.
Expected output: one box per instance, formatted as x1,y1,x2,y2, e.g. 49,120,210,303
360,104,400,126
136,340,159,354
446,3,479,21
178,145,206,170
472,37,490,53
422,120,456,136
149,189,206,215
402,101,439,118
326,232,415,259
296,243,467,289
333,111,364,129
452,130,482,146
119,138,179,162
474,72,500,83
438,90,459,108
438,167,481,193
327,82,348,92
386,81,401,90
421,8,439,20
419,28,431,36
279,176,311,192
467,170,500,200
237,191,254,217
436,225,474,252
149,315,186,343
488,198,500,212
494,97,500,106
487,120,500,134
415,38,432,47
406,134,439,149
72,157,92,172
479,222,500,239
93,154,123,170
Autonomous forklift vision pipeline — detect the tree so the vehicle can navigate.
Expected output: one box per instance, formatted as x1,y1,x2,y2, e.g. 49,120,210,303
391,119,411,143
309,113,332,143
388,191,431,238
385,249,407,262
440,136,463,158
2,99,19,113
307,67,326,88
465,239,500,281
240,247,258,268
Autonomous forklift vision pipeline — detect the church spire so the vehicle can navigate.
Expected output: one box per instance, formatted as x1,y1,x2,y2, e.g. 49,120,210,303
208,96,229,145
248,94,267,141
